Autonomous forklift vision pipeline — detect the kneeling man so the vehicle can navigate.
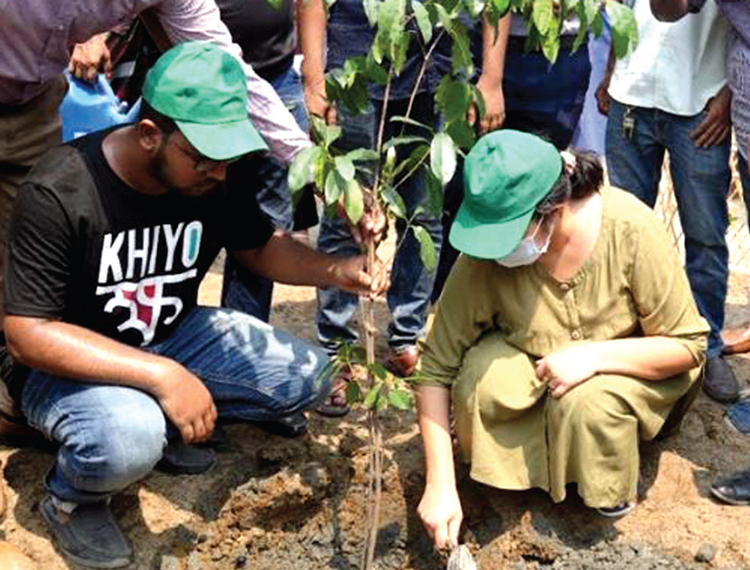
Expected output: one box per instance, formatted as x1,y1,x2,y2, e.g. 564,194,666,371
2,42,383,569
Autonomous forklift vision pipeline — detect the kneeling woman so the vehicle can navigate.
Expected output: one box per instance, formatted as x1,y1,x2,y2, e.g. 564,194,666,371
415,130,708,548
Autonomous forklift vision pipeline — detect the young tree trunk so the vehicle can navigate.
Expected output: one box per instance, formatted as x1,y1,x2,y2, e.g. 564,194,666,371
362,235,383,570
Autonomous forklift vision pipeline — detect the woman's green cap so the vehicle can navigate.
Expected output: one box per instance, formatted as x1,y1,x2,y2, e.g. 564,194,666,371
142,41,268,160
449,130,562,259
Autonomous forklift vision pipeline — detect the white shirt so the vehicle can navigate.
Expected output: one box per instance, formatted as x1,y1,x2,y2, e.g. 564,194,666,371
608,0,729,116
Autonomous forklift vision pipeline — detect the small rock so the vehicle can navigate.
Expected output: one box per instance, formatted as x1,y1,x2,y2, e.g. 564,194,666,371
160,555,180,570
694,543,716,563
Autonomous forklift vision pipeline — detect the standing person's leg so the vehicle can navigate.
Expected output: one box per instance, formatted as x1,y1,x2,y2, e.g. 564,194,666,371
711,151,750,504
605,100,664,207
723,153,750,354
381,95,443,375
502,37,591,150
22,375,166,568
665,110,735,402
222,63,309,322
0,75,68,327
315,106,376,356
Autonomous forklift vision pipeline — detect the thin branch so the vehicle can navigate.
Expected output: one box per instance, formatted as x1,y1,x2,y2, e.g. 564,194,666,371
403,29,447,125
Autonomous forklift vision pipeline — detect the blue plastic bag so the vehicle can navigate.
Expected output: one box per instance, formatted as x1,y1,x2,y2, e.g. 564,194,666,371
59,72,141,142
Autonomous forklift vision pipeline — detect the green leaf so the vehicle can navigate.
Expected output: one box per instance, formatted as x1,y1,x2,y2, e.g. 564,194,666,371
346,148,379,162
449,21,473,75
334,155,355,181
435,75,472,123
309,115,328,146
344,178,364,224
363,0,379,26
288,145,322,193
383,135,430,150
462,0,485,18
364,53,390,84
362,383,382,409
372,363,389,380
470,83,486,124
580,0,599,25
324,169,346,205
424,167,444,216
382,186,407,218
532,0,554,35
349,345,368,362
345,380,362,404
412,1,433,44
391,30,412,75
412,225,437,270
389,115,435,133
430,132,457,185
591,9,604,38
393,143,430,181
314,151,330,191
606,1,638,58
445,119,475,150
388,388,415,410
375,391,389,411
265,0,283,9
434,3,454,31
541,31,560,63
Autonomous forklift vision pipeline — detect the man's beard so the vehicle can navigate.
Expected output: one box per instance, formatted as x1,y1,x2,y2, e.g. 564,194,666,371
148,139,180,193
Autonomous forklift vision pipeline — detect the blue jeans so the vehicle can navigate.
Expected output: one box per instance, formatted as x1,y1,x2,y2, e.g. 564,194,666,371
606,98,731,358
316,94,444,353
21,307,331,504
502,37,591,150
222,62,309,322
739,154,750,214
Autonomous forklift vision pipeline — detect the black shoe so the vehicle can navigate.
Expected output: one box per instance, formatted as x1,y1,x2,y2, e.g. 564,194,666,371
702,356,740,403
156,440,217,475
711,469,750,505
595,501,634,518
252,412,308,438
40,494,133,569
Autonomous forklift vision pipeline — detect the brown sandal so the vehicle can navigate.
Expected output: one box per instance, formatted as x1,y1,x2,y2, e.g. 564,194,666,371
315,369,351,417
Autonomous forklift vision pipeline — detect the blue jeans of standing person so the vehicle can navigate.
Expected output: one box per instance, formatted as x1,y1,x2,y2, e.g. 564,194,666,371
20,307,331,505
502,36,592,150
316,93,444,353
606,98,731,358
222,62,309,322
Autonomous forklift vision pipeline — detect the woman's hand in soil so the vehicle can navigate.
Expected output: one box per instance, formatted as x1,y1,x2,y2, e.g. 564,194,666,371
418,483,463,550
536,344,598,399
152,361,218,443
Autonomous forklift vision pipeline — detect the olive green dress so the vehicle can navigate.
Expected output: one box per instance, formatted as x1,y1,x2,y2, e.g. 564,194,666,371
419,187,709,508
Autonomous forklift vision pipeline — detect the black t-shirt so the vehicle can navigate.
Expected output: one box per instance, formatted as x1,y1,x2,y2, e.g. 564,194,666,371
216,0,296,79
4,128,274,348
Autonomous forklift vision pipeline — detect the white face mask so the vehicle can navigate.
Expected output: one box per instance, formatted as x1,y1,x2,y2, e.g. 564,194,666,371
496,217,552,268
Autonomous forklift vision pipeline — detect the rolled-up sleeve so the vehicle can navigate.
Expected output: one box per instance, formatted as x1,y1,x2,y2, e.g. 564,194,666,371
153,0,312,164
417,256,496,387
629,217,709,366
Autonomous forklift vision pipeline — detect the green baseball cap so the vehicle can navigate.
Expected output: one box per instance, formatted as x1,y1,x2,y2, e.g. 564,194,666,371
449,130,563,259
142,41,268,160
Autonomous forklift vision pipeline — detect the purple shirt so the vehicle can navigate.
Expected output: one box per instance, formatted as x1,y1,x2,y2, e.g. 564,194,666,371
718,0,750,159
0,0,310,163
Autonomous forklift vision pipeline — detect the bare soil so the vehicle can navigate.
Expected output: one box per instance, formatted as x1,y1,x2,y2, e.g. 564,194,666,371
2,254,750,570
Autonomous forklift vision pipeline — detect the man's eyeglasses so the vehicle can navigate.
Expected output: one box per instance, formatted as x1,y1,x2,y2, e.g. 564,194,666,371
171,138,240,173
